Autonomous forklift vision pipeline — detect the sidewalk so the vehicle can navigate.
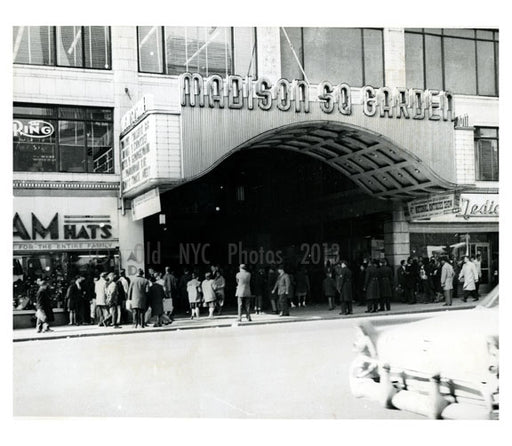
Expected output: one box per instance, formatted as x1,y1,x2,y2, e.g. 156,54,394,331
13,296,479,342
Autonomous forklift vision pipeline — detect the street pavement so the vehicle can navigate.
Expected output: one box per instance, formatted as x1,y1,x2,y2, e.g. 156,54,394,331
14,317,428,419
13,296,478,342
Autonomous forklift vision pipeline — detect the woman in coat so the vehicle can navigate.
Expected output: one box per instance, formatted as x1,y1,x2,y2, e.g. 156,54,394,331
364,259,381,313
187,272,202,319
66,276,85,325
322,271,337,311
202,272,217,318
148,274,165,327
378,258,393,311
127,269,150,328
35,278,54,333
338,260,353,315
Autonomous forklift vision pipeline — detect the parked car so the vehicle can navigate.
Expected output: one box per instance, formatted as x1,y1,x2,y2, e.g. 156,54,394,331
349,286,499,419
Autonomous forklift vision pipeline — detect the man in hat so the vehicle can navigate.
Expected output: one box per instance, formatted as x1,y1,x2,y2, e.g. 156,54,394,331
272,265,291,316
235,264,252,322
95,272,109,326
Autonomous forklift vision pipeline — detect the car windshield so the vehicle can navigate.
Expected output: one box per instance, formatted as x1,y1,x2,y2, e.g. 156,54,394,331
477,285,499,309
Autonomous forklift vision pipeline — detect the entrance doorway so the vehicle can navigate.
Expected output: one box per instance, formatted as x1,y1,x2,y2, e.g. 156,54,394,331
143,147,393,305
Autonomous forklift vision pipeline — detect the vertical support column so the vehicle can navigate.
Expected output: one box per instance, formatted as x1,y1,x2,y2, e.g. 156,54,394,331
256,27,281,83
454,127,476,185
383,28,406,87
384,201,410,270
118,203,145,278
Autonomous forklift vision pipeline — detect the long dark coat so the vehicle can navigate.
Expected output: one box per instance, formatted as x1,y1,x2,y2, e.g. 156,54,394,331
148,281,165,315
128,275,150,309
378,265,393,298
338,266,353,302
36,284,54,322
364,265,380,300
66,282,85,311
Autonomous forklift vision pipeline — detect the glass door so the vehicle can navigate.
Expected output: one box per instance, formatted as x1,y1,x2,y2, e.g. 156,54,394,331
470,243,490,284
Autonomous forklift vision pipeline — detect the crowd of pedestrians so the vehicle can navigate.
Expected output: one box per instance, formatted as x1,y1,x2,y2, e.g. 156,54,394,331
20,251,496,333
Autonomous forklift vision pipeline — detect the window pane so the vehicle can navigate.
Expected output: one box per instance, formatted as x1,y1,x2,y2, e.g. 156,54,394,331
443,28,475,38
138,26,163,73
363,29,383,86
57,26,83,67
13,117,57,172
59,121,85,172
87,122,113,173
86,108,113,122
234,27,256,77
477,128,498,138
280,27,303,81
303,28,363,86
477,40,496,96
164,27,188,73
167,26,232,76
13,26,54,65
13,105,55,117
476,30,494,40
58,107,85,120
424,28,443,35
477,139,498,181
84,26,110,69
14,142,57,172
88,146,114,173
425,35,443,90
405,32,424,89
444,37,476,94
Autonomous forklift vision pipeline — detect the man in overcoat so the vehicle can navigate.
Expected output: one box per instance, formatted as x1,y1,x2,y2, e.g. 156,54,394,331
364,259,380,313
235,264,252,322
128,269,150,328
338,260,353,315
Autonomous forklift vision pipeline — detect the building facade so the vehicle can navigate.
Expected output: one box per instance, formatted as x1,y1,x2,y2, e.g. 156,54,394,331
13,26,499,322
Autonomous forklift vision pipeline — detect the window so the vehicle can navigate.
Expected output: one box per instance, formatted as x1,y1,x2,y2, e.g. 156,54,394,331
280,28,384,86
405,28,499,96
137,26,257,77
13,250,119,311
475,127,499,181
13,26,111,69
13,104,114,173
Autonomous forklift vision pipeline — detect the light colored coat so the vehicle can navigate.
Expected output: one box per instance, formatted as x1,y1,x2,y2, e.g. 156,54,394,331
235,270,252,297
95,277,107,305
440,262,455,291
459,261,479,291
201,279,217,303
273,272,291,295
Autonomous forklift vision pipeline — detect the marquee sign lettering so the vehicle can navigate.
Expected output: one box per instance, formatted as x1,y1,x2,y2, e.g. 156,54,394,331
13,213,113,241
180,73,455,121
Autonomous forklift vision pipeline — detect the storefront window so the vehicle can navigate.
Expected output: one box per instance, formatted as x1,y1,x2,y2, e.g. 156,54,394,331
475,127,499,181
13,250,119,311
13,104,114,173
405,28,499,96
13,26,111,70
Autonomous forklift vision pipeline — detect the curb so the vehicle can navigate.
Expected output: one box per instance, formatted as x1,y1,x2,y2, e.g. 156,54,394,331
13,303,476,343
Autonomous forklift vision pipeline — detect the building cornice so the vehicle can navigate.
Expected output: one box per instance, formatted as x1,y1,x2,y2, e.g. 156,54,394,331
13,180,120,190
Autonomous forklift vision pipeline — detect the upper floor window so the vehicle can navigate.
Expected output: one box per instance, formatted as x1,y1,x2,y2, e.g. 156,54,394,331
13,26,112,70
13,104,114,174
475,127,499,181
280,28,384,86
137,26,257,78
405,28,499,96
